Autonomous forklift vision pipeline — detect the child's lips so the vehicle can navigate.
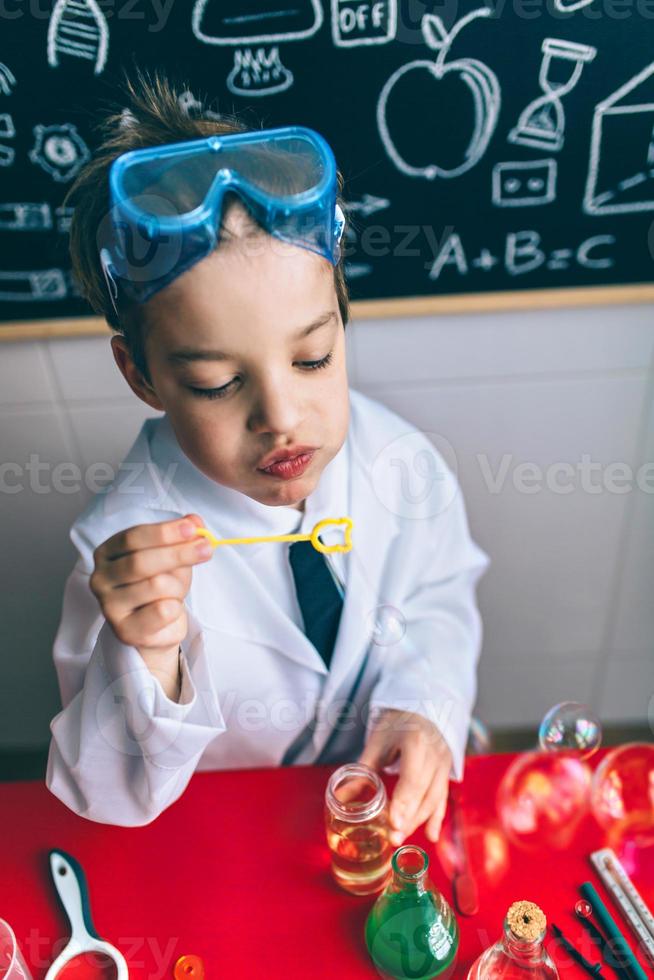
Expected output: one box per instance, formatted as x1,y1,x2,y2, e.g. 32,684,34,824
258,450,316,480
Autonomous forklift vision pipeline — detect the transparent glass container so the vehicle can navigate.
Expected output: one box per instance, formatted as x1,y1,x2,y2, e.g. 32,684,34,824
467,901,559,979
365,845,459,979
325,762,393,896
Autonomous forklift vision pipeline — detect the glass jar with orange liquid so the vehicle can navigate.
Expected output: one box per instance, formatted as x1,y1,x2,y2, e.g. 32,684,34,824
325,763,393,896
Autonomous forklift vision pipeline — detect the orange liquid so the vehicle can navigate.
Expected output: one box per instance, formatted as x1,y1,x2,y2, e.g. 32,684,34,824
326,818,392,895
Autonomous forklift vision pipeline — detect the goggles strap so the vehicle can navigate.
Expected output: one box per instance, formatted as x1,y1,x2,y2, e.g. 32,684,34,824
100,247,120,320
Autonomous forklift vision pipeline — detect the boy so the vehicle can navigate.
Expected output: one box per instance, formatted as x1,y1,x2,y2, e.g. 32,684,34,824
47,70,489,835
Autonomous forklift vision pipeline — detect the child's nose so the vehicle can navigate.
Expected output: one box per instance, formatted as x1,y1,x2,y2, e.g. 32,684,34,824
248,386,302,435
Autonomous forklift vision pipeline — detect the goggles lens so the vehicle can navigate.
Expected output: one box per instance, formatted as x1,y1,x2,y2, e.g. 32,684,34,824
101,126,343,312
120,132,328,217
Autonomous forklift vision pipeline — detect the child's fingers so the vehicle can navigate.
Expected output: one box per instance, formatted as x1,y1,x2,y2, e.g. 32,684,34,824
97,514,205,564
106,571,188,618
425,778,450,842
416,770,450,842
389,739,429,844
112,598,186,650
98,536,212,587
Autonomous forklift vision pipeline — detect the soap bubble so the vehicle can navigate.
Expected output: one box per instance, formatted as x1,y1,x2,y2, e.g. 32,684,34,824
590,743,654,880
497,751,591,850
538,702,602,759
466,717,492,756
367,605,406,646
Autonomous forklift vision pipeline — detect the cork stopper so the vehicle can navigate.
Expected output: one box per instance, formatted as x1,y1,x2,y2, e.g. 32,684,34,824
506,901,546,941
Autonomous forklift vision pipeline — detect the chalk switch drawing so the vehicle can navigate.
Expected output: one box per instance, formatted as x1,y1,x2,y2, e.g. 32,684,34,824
377,8,501,180
29,123,91,182
492,159,557,207
331,0,396,47
584,62,654,214
508,38,596,152
47,0,109,75
192,0,323,97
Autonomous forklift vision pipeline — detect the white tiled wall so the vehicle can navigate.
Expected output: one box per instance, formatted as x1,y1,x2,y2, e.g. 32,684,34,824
1,305,653,749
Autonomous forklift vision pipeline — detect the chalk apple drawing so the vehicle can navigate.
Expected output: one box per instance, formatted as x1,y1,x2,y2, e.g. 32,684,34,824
377,8,501,179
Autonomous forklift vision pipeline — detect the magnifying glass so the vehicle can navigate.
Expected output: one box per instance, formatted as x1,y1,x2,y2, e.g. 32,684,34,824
45,850,128,980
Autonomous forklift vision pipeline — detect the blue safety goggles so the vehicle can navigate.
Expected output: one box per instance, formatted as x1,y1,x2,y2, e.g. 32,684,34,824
98,125,346,315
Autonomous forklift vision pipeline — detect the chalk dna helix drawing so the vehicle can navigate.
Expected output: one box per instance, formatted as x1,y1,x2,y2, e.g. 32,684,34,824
376,8,501,180
583,62,654,215
47,0,109,75
508,38,596,153
192,0,324,96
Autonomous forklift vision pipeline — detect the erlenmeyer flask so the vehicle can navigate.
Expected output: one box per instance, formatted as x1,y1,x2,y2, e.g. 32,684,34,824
467,901,559,979
365,845,459,979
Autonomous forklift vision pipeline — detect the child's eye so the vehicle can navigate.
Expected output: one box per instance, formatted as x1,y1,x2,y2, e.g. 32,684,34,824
187,351,333,400
297,351,334,370
188,378,238,400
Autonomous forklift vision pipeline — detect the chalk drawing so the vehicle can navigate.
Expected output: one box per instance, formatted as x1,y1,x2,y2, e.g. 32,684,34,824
584,62,654,214
377,9,500,180
29,123,90,182
492,159,557,207
192,0,323,96
508,38,596,152
47,0,109,75
331,0,396,46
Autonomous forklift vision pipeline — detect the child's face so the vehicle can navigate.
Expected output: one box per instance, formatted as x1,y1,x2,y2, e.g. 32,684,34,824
116,227,349,510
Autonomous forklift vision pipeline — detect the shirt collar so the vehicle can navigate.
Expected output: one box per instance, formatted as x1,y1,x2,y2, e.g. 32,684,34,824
148,413,350,549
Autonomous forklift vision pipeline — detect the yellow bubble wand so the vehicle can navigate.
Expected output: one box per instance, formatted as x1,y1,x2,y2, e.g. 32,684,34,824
195,516,354,555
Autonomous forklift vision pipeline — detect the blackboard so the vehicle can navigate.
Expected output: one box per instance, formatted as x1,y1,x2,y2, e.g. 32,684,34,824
2,0,654,336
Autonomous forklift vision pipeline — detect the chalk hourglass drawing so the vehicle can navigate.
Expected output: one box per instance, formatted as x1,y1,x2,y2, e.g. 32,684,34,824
376,8,501,180
192,0,324,96
508,38,596,152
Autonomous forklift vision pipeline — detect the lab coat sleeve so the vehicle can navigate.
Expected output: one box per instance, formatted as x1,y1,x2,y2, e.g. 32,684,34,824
366,479,489,784
46,520,227,826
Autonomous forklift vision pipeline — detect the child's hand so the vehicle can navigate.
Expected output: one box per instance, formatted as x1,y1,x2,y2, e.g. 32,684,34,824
358,708,453,845
89,514,211,665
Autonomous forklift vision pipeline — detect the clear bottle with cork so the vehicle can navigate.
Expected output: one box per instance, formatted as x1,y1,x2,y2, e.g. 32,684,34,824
467,901,560,979
325,762,393,896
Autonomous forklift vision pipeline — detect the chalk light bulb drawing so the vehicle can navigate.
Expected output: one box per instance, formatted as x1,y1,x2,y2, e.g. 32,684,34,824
191,0,324,97
377,8,501,180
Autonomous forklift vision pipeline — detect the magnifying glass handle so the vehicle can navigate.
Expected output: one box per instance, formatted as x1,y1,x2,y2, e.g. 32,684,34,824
48,849,99,946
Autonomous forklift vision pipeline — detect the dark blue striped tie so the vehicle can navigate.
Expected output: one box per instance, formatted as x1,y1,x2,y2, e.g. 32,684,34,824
289,538,344,669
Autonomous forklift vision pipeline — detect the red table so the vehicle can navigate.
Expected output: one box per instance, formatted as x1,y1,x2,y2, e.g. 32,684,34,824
1,751,651,979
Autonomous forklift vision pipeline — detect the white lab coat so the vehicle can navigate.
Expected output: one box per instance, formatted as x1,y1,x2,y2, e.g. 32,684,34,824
46,388,489,826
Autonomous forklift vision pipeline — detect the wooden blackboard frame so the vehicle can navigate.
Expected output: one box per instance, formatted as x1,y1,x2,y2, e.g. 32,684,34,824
1,283,654,341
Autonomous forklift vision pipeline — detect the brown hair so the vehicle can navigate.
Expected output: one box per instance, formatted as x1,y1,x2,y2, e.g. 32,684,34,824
64,67,351,381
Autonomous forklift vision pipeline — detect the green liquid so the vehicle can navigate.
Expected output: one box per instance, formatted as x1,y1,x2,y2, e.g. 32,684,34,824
365,890,459,980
